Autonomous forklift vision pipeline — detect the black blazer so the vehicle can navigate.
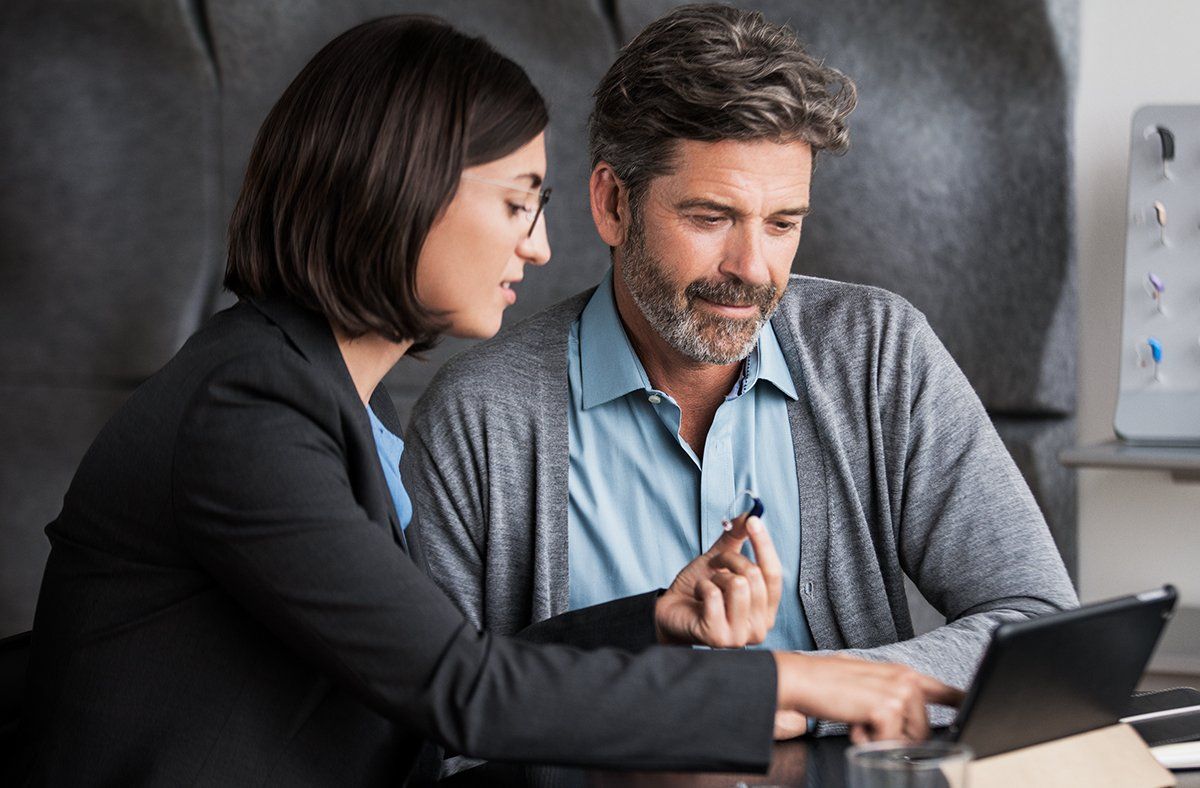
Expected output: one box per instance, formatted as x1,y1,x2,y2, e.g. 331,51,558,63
22,297,775,786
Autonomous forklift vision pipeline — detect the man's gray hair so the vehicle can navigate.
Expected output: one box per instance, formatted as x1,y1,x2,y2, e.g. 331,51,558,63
588,3,856,205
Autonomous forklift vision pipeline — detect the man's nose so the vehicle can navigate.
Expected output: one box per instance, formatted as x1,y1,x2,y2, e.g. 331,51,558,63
718,222,772,286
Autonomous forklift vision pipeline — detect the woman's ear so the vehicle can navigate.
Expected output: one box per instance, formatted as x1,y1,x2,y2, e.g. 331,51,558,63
589,162,629,248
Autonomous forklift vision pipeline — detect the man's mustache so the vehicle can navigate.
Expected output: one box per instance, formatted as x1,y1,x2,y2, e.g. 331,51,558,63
685,278,777,315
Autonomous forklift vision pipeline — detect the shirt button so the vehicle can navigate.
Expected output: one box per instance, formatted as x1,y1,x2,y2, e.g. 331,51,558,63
647,394,662,404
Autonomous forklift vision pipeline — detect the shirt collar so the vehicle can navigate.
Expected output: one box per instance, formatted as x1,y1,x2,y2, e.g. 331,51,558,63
755,315,800,401
579,271,652,410
578,270,798,409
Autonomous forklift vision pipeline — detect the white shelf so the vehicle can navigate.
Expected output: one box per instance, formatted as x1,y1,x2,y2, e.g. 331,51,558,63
1060,441,1200,483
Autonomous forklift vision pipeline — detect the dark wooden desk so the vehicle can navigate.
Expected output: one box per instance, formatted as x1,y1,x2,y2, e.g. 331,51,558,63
445,736,1200,787
587,735,1200,788
586,736,849,787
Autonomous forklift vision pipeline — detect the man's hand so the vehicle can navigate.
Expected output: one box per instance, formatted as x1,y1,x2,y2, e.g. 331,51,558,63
774,652,965,743
773,710,809,740
654,514,783,648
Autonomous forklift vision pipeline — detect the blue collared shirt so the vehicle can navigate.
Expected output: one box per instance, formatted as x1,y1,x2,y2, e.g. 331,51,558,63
566,271,815,652
367,406,413,534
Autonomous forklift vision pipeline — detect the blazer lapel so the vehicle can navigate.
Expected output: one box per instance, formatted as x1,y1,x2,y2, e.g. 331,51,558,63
368,384,410,553
245,296,409,554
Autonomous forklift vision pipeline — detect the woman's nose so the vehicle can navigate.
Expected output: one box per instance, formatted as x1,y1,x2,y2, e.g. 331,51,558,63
518,214,551,265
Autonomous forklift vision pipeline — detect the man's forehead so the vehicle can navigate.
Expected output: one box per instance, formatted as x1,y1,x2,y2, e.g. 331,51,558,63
656,138,812,201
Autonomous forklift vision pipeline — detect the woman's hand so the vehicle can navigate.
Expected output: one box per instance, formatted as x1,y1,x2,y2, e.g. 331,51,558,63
653,514,783,648
774,652,965,743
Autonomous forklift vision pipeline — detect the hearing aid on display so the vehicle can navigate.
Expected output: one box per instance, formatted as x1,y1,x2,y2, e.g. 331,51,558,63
1144,273,1165,313
1154,125,1175,178
1137,337,1164,382
1153,200,1168,244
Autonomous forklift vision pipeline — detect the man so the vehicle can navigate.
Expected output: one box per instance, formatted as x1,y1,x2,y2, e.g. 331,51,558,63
404,4,1076,731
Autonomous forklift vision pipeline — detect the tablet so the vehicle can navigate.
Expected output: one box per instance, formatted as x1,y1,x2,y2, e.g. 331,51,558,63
947,585,1177,758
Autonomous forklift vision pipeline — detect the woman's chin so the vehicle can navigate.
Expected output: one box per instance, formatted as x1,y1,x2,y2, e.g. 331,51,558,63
445,314,505,341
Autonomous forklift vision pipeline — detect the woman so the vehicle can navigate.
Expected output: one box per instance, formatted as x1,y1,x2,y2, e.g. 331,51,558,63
22,16,958,786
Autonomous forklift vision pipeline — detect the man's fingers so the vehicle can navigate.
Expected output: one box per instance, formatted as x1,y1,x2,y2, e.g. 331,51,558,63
706,512,750,556
707,552,769,643
744,516,782,612
707,550,759,577
773,710,809,741
709,570,751,642
694,577,727,641
708,552,766,619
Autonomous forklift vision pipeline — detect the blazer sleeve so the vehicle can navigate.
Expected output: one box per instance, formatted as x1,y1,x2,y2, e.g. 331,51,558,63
171,351,775,772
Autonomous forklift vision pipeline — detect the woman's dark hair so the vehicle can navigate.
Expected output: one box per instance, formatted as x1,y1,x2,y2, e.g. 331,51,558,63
225,15,548,352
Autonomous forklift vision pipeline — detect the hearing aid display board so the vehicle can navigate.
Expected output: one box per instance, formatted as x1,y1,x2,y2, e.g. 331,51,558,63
1114,105,1200,444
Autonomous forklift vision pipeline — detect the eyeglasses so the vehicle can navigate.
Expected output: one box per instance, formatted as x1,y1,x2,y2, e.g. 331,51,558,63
461,174,551,237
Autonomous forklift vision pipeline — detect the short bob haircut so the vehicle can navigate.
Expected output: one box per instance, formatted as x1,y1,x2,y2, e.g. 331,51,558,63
225,15,548,352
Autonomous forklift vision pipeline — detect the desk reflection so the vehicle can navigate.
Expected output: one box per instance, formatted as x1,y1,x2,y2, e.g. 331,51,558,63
585,737,847,787
444,735,1200,788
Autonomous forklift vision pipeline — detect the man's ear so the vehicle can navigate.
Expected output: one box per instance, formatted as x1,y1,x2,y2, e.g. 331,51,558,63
589,162,629,248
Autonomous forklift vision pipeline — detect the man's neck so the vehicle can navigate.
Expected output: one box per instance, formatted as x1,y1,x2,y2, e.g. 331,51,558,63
612,275,741,457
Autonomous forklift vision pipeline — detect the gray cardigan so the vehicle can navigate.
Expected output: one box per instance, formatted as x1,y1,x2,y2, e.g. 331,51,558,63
404,275,1078,728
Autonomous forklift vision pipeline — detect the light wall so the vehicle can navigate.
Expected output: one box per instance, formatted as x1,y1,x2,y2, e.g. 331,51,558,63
1075,0,1200,663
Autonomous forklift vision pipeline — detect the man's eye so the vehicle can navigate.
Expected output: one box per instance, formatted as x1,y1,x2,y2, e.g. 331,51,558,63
771,220,799,233
692,214,725,226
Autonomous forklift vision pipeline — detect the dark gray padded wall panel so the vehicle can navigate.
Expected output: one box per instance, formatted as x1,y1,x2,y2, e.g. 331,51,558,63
993,416,1078,581
0,1,220,636
0,0,221,385
203,0,620,419
616,0,1078,417
0,387,132,635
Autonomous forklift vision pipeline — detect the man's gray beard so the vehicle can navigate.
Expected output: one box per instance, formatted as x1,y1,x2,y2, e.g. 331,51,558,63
619,222,780,366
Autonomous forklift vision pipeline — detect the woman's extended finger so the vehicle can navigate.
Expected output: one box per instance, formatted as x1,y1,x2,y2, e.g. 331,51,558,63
870,698,906,742
902,684,930,742
916,673,966,708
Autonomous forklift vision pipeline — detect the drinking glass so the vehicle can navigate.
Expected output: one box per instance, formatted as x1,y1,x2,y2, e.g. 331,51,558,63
845,740,972,788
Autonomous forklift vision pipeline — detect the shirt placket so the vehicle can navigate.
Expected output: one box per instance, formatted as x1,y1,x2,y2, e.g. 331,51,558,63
699,402,737,552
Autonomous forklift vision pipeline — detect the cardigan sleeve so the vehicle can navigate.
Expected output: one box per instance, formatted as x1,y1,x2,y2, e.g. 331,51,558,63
402,401,491,632
810,309,1078,733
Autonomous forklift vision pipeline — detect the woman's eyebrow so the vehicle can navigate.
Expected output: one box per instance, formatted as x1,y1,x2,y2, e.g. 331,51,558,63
515,172,543,188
